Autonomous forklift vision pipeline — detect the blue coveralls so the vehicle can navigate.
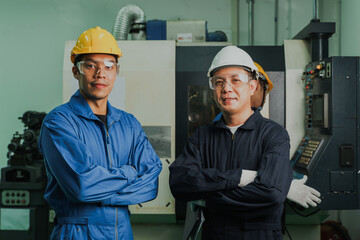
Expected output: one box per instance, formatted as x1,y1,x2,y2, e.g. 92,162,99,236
169,110,292,240
38,90,162,239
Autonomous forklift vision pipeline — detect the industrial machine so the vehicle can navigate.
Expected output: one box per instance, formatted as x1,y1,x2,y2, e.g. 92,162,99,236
291,57,360,210
289,19,360,210
0,111,51,240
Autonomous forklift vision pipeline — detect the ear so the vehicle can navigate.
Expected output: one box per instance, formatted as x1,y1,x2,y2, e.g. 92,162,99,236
254,79,260,91
72,66,80,80
249,79,257,96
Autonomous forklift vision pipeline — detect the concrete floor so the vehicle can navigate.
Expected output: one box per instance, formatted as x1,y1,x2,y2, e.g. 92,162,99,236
132,223,321,240
132,223,185,240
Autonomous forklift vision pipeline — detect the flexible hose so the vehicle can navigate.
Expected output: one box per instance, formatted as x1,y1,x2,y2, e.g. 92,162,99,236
112,4,145,40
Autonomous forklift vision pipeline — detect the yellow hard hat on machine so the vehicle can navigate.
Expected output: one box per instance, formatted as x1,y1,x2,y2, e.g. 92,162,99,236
254,62,273,92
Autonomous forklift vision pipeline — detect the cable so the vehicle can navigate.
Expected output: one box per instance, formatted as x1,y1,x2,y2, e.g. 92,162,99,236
284,225,293,240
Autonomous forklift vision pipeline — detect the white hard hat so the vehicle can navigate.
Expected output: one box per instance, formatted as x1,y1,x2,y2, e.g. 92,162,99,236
207,46,258,77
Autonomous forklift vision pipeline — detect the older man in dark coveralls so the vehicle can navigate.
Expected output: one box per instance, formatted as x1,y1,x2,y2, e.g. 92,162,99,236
169,46,292,240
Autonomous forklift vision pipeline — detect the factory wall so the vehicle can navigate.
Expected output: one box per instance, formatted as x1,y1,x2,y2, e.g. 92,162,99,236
340,0,360,56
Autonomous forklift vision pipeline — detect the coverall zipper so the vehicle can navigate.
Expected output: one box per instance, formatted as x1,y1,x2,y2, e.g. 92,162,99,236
105,122,115,168
229,131,236,169
115,207,118,240
105,121,118,240
101,120,118,240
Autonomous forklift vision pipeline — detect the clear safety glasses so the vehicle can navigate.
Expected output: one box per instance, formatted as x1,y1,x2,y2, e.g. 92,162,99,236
77,60,119,76
209,73,250,90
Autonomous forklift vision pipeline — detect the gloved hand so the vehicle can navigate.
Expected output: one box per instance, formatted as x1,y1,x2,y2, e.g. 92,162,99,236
287,175,321,208
238,170,257,187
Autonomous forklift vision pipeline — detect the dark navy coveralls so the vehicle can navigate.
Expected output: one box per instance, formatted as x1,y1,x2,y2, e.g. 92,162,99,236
169,110,292,240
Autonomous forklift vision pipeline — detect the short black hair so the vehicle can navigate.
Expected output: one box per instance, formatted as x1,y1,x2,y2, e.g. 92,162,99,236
73,54,84,67
257,77,269,93
249,71,257,80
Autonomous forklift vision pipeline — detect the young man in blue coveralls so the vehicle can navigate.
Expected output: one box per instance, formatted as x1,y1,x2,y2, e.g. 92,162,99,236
170,46,294,239
38,26,162,239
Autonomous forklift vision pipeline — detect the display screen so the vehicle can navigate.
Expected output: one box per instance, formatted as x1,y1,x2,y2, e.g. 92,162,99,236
312,95,324,122
312,94,325,127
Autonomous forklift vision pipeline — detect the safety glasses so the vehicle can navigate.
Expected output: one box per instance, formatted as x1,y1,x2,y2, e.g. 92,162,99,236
77,60,119,76
209,73,250,90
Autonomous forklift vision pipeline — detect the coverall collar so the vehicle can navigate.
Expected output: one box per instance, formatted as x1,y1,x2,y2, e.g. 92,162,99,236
69,90,122,122
214,109,260,130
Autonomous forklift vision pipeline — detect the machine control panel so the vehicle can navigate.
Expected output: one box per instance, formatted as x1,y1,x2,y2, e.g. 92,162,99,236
305,94,312,129
303,60,329,130
303,61,326,90
291,137,324,175
2,190,30,206
292,57,360,210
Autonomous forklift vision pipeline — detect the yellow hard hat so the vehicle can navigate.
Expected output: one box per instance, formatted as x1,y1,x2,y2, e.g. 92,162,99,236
71,26,123,63
254,62,273,92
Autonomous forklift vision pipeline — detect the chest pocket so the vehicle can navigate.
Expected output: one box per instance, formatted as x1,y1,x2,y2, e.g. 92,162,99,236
231,131,263,170
79,123,109,168
107,125,133,168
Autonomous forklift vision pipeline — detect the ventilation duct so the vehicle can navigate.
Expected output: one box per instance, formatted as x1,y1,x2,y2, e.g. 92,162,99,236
112,4,145,40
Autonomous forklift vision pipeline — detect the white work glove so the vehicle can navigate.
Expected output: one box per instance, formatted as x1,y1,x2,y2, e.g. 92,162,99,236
287,175,321,208
238,170,257,187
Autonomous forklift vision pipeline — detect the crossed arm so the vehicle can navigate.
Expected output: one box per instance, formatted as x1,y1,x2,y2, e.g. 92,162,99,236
241,170,321,208
40,116,162,205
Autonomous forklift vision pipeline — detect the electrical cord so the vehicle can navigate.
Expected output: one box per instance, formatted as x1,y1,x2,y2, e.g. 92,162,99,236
284,225,293,240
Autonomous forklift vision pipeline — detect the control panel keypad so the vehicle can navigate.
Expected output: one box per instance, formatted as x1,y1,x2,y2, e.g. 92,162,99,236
2,190,30,206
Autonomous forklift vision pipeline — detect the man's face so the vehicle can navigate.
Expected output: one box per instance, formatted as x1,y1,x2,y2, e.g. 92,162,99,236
251,79,268,109
72,53,118,103
212,67,257,116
